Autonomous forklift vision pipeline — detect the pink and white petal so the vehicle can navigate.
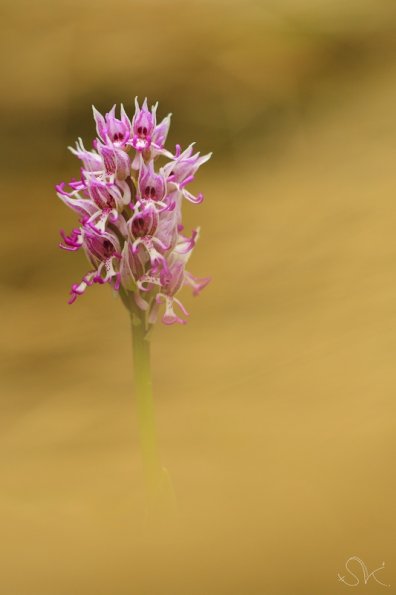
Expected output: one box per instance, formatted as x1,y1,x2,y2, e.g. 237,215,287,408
175,227,200,254
182,188,204,204
120,103,132,131
148,298,161,324
120,244,136,290
117,179,132,206
134,290,150,311
152,113,171,148
92,106,106,141
156,294,188,325
68,271,97,304
137,274,162,292
57,189,98,219
184,271,211,296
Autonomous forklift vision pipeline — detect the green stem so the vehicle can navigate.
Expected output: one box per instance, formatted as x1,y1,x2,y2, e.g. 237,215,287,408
129,302,162,501
120,288,176,512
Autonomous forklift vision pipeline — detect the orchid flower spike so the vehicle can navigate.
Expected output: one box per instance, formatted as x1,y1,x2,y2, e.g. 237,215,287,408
56,99,211,325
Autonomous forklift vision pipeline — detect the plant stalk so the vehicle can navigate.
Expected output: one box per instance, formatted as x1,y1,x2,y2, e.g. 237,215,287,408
130,303,163,502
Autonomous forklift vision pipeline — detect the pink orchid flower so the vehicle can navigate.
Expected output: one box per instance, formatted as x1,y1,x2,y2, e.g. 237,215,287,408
93,104,131,147
56,99,211,325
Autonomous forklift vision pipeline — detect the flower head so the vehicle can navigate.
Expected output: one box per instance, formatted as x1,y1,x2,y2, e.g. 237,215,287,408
56,99,211,325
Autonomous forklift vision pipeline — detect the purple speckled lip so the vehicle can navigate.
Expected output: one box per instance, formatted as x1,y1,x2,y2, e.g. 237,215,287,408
56,98,212,325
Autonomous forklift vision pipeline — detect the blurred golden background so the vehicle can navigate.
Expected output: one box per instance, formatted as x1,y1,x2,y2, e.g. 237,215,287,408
1,0,396,593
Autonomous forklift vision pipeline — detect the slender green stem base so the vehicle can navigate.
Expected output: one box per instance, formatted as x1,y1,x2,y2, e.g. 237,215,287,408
130,305,162,500
122,292,176,514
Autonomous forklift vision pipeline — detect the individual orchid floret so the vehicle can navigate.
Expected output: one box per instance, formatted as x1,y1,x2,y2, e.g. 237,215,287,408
132,235,170,278
57,175,130,235
130,97,173,159
82,225,122,265
131,98,157,152
93,104,131,147
137,160,166,203
146,251,192,325
56,182,100,221
155,294,189,325
137,238,200,325
84,173,131,212
68,226,122,304
69,138,104,174
94,138,131,180
129,202,159,239
56,99,211,326
163,143,212,204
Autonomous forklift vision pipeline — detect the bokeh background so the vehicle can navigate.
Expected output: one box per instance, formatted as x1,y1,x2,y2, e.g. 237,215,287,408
1,0,396,593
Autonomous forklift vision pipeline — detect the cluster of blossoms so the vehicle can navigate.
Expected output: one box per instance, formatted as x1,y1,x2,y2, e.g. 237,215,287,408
56,99,211,325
